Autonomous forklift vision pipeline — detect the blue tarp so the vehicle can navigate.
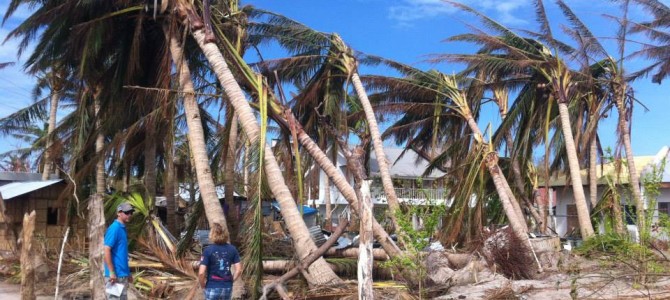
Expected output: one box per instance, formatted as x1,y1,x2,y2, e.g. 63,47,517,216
271,201,318,216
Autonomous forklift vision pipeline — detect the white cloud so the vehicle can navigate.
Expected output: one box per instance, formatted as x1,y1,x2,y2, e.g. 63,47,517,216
388,0,529,27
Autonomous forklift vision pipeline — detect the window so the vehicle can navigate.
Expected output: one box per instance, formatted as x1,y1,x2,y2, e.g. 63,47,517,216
47,207,59,225
659,203,669,217
624,205,637,225
566,205,580,235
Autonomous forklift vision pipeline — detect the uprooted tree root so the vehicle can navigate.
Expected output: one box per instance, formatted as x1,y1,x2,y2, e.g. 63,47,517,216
480,228,536,280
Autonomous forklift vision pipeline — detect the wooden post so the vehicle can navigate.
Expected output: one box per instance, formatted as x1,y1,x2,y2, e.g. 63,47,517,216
20,211,36,300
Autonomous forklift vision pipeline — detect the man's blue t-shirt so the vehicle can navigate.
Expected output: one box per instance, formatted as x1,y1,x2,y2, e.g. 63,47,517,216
104,220,130,277
200,244,241,288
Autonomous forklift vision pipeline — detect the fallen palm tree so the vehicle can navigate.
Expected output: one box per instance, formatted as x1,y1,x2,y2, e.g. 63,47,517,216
324,247,389,261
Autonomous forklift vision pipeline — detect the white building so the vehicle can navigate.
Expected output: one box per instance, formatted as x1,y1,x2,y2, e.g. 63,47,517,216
543,146,670,239
307,147,447,226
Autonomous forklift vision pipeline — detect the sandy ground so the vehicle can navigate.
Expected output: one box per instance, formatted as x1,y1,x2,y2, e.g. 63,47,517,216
433,271,670,299
0,281,53,300
0,280,143,300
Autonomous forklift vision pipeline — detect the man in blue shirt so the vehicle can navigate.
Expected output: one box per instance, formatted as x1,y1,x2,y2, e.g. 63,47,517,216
104,202,134,300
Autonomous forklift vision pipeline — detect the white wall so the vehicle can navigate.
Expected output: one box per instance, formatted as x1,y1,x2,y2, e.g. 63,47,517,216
552,185,670,237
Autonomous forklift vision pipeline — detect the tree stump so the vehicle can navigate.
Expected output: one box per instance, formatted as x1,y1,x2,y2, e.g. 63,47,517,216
20,210,36,300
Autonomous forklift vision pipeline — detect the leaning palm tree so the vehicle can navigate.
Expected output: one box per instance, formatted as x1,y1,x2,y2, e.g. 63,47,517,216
441,0,596,239
553,0,641,235
242,11,403,256
252,27,351,229
366,65,529,240
168,2,342,285
249,14,403,232
620,0,668,235
628,0,670,84
4,0,190,296
37,68,66,180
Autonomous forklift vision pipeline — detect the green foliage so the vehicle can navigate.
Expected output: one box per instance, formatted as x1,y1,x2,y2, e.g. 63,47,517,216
395,204,445,251
640,158,667,243
104,192,152,250
382,199,445,298
638,157,667,283
587,151,670,284
655,213,670,240
592,147,626,235
574,232,666,284
574,232,648,257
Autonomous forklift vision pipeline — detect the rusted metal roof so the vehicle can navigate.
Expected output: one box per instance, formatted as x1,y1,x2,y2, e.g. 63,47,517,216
0,179,63,200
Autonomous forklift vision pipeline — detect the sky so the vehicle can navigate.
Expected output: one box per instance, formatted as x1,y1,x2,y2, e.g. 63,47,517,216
0,0,667,160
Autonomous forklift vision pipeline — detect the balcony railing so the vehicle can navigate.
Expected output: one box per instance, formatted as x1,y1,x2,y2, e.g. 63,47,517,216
370,187,447,205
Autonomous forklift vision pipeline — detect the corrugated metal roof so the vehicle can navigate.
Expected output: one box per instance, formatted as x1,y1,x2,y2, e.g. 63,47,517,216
0,179,63,200
0,172,59,182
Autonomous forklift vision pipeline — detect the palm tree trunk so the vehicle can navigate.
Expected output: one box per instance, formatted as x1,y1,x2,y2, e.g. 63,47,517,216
499,169,528,231
535,189,548,233
122,160,130,192
319,137,333,230
225,114,239,243
499,94,541,228
505,133,543,228
244,140,250,196
486,156,529,238
557,102,595,239
42,85,60,180
612,188,626,235
296,128,402,258
463,117,528,237
144,125,157,201
324,177,332,230
351,73,401,232
168,33,228,233
615,94,644,238
589,134,598,209
165,122,178,234
89,95,106,300
588,132,601,236
187,25,341,285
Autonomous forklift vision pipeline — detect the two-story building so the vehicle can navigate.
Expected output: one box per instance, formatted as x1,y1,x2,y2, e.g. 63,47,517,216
308,147,447,227
541,146,670,239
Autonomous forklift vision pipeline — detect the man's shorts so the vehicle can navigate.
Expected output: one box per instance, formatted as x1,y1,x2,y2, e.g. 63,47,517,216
204,287,233,300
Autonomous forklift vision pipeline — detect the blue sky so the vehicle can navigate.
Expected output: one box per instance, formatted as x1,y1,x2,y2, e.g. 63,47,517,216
243,0,670,156
0,0,667,160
